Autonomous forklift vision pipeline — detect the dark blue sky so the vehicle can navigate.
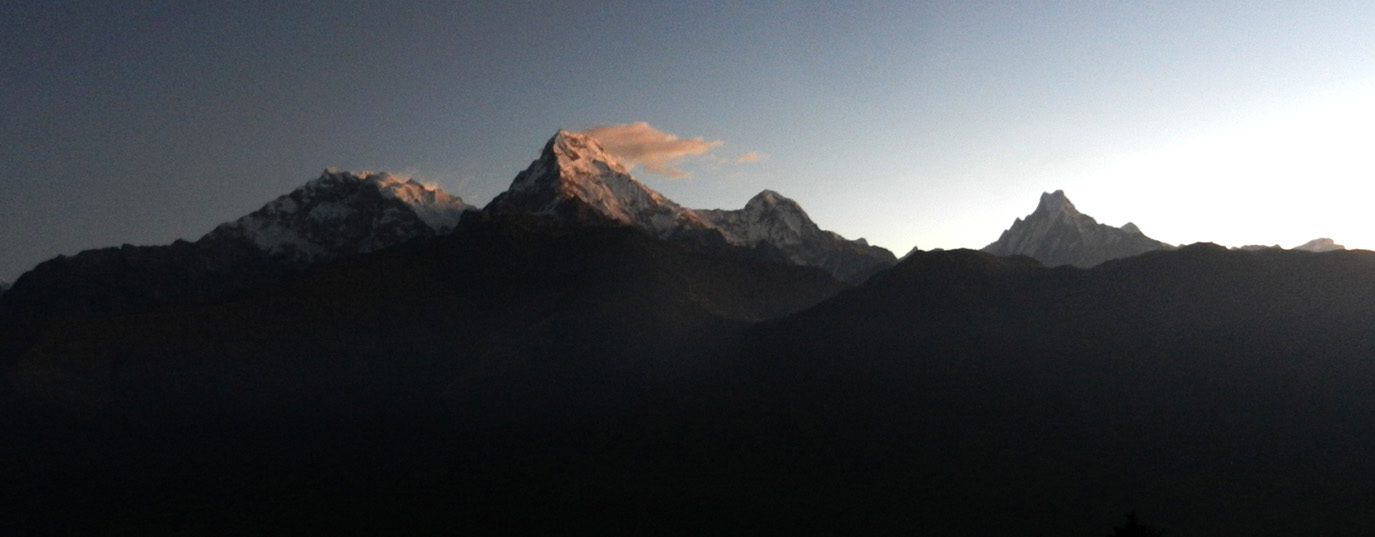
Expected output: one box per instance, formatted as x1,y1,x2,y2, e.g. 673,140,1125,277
4,1,1374,280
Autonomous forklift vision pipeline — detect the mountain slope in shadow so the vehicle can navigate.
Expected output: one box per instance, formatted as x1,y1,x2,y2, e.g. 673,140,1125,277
4,232,1375,534
723,243,1375,535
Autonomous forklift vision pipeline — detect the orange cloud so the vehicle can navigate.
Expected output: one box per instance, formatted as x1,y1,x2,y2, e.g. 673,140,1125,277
581,122,723,178
733,151,765,163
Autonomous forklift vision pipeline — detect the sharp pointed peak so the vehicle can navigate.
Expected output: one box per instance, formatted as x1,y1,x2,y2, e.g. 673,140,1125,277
534,129,628,173
748,189,789,203
549,128,580,142
547,128,603,150
985,189,1170,267
1034,190,1079,216
744,189,805,212
492,128,696,235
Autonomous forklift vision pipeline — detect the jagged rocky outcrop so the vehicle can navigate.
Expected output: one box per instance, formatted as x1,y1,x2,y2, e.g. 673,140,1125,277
983,190,1171,267
697,190,895,283
0,170,472,321
488,130,893,282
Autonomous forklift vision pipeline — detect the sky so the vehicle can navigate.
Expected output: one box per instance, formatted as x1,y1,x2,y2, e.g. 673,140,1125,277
3,1,1374,281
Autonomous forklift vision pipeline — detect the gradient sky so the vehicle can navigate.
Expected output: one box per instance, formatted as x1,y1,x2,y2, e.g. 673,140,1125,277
4,1,1374,281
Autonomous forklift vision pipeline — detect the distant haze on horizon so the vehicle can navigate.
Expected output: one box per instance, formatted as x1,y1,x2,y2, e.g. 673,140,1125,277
4,2,1373,281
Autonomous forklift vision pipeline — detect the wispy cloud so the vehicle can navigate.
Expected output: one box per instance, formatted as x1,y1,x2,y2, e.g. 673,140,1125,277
733,151,766,163
580,122,723,178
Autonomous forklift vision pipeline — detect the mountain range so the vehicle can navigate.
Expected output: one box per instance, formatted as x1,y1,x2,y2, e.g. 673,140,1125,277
0,131,888,324
487,130,896,282
983,190,1347,265
0,169,472,321
2,131,1374,535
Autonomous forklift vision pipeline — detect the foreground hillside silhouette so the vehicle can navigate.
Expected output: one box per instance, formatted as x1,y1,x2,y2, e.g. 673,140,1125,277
5,219,1375,534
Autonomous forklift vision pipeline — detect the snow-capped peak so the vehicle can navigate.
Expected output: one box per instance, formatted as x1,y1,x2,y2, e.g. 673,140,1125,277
701,189,817,247
744,189,801,212
983,190,1170,268
488,131,895,283
697,189,897,282
508,130,631,191
366,173,470,233
489,130,709,237
203,169,473,266
293,169,470,232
